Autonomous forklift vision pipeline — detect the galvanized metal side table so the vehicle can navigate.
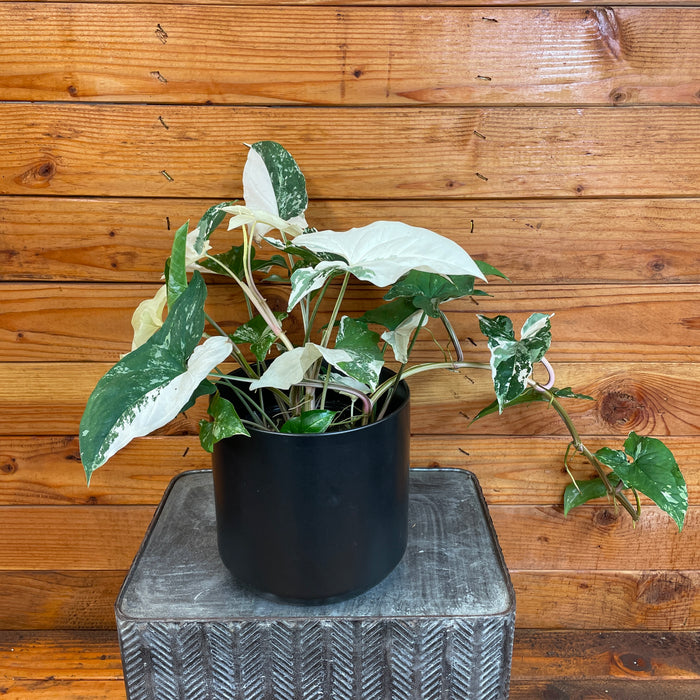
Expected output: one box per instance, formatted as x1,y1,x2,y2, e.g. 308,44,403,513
116,468,515,699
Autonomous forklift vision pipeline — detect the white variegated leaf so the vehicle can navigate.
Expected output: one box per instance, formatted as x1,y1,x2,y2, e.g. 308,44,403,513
249,343,353,391
293,221,487,288
381,310,429,363
223,205,304,241
242,147,279,238
287,261,346,310
130,284,168,351
87,335,232,472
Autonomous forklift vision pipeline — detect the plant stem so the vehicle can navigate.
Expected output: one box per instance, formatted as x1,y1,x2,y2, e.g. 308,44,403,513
527,380,640,522
370,361,491,405
376,311,427,421
320,272,350,347
204,253,295,352
204,312,256,377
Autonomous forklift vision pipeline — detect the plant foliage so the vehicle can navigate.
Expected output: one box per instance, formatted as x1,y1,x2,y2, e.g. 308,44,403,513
79,142,687,528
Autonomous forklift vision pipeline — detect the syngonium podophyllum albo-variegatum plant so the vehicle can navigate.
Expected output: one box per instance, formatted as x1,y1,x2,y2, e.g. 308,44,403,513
79,141,688,529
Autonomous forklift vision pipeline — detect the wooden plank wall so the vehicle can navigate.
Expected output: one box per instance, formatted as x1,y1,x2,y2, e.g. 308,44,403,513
0,0,698,652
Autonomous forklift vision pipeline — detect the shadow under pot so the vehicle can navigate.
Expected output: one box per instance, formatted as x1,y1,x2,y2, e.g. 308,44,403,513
211,372,410,604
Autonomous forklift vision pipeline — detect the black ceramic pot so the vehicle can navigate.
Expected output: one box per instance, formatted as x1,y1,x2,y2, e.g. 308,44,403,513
211,374,410,603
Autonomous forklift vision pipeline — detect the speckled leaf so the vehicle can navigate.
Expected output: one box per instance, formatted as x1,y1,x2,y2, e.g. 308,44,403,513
166,222,190,307
79,273,232,482
597,432,688,530
192,201,235,256
333,317,384,390
478,313,553,412
231,313,287,363
243,142,308,237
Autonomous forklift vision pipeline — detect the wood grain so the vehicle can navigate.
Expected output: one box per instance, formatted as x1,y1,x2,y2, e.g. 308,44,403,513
1,105,699,198
492,505,699,570
0,681,126,699
0,506,154,570
4,0,698,6
513,570,700,630
1,435,697,506
2,197,700,284
1,362,696,437
512,629,700,680
0,631,124,681
509,680,700,699
2,6,698,105
1,282,697,362
0,571,123,629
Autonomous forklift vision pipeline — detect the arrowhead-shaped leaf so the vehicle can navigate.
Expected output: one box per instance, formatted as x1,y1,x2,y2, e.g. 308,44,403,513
243,141,308,237
292,221,487,289
231,313,287,363
380,310,428,364
478,313,553,411
384,270,478,317
596,432,688,530
199,392,249,452
287,263,345,311
79,273,232,481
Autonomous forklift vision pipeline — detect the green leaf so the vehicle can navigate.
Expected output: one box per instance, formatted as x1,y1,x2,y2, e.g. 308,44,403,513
166,222,190,307
242,142,308,235
231,313,287,363
478,313,553,412
199,392,249,452
333,317,384,390
79,273,232,482
475,259,509,281
470,386,593,424
193,201,235,255
360,297,424,330
202,244,287,279
280,409,337,434
550,387,595,401
384,270,477,317
597,432,688,530
564,478,609,515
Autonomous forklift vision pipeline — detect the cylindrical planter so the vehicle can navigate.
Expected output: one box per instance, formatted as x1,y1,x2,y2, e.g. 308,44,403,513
212,376,410,604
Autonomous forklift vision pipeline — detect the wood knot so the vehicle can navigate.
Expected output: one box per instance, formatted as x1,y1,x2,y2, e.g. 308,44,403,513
613,652,652,675
14,159,57,188
593,508,621,528
647,257,666,275
637,572,693,606
591,7,625,61
0,459,17,475
599,390,645,427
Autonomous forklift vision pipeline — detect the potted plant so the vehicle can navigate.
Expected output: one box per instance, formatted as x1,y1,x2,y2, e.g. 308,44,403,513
79,141,687,603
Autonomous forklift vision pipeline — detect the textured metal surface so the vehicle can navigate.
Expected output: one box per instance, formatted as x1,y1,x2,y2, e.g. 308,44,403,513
116,469,515,699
